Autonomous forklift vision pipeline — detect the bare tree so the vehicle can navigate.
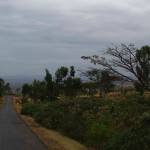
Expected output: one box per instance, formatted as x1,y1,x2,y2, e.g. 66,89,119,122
82,44,150,91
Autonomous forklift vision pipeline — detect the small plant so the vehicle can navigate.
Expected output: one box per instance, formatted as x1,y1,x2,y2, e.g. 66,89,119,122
104,125,150,150
140,112,150,126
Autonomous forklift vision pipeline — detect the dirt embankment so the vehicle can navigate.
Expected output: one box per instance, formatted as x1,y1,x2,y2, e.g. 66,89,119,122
13,96,87,150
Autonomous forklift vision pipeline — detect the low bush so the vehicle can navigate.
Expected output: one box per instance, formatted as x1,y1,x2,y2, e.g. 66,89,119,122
21,95,150,150
104,125,150,150
21,103,42,116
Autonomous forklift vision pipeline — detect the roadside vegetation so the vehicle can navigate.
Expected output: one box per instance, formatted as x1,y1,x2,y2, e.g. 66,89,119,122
0,78,11,106
19,44,150,150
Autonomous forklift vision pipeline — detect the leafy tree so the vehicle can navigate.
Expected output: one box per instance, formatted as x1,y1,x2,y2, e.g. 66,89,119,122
82,44,150,91
22,83,31,96
45,69,53,100
70,66,75,77
82,82,97,97
45,69,57,100
81,68,117,96
64,77,82,97
30,80,47,102
55,66,77,97
4,83,11,94
134,82,144,96
55,66,69,97
0,78,5,97
45,69,53,85
55,66,68,83
0,78,11,96
136,46,150,91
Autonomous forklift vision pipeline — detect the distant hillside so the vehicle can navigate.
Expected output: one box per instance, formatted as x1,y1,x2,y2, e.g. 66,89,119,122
2,75,44,89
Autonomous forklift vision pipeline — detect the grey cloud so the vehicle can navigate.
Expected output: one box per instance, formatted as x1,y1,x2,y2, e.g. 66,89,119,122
0,0,150,76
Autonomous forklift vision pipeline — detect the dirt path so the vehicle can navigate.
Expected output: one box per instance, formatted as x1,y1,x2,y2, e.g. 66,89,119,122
0,96,48,150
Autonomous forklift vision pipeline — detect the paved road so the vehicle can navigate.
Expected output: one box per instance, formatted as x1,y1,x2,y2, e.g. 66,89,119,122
0,96,48,150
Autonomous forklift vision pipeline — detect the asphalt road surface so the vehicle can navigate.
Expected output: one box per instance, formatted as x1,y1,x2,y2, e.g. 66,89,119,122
0,96,48,150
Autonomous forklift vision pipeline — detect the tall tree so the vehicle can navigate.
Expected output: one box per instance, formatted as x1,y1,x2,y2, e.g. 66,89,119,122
55,66,68,83
22,83,31,96
45,69,59,100
136,46,150,91
5,83,11,94
0,78,5,97
81,68,116,96
31,80,47,102
0,78,11,96
45,69,54,100
82,44,150,91
64,77,82,97
70,66,75,77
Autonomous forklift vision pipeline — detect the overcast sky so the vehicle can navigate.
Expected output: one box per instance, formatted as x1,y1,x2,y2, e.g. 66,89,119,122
0,0,150,77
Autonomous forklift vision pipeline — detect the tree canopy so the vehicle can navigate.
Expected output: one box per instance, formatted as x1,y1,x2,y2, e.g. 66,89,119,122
82,44,150,91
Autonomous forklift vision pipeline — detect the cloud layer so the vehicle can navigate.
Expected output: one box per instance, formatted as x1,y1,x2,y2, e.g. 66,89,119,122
0,0,150,76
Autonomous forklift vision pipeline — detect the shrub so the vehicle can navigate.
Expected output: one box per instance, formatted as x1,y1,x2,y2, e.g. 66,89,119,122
21,103,42,116
140,112,150,126
86,119,112,149
104,125,150,150
35,105,66,130
61,115,87,142
21,95,150,150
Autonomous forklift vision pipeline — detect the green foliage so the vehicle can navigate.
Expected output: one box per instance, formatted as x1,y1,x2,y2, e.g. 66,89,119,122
19,44,150,149
82,82,97,97
34,102,66,130
81,69,116,97
31,80,47,101
21,103,42,116
22,83,31,96
55,66,79,98
79,98,110,111
134,82,144,95
0,78,8,97
64,77,82,97
21,89,150,150
136,46,150,91
4,83,11,94
55,66,68,83
86,119,112,149
140,112,150,126
98,70,115,94
21,101,87,142
0,78,5,97
82,44,150,91
70,66,75,77
63,115,87,142
21,66,82,102
45,69,53,84
45,69,56,100
104,125,150,150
